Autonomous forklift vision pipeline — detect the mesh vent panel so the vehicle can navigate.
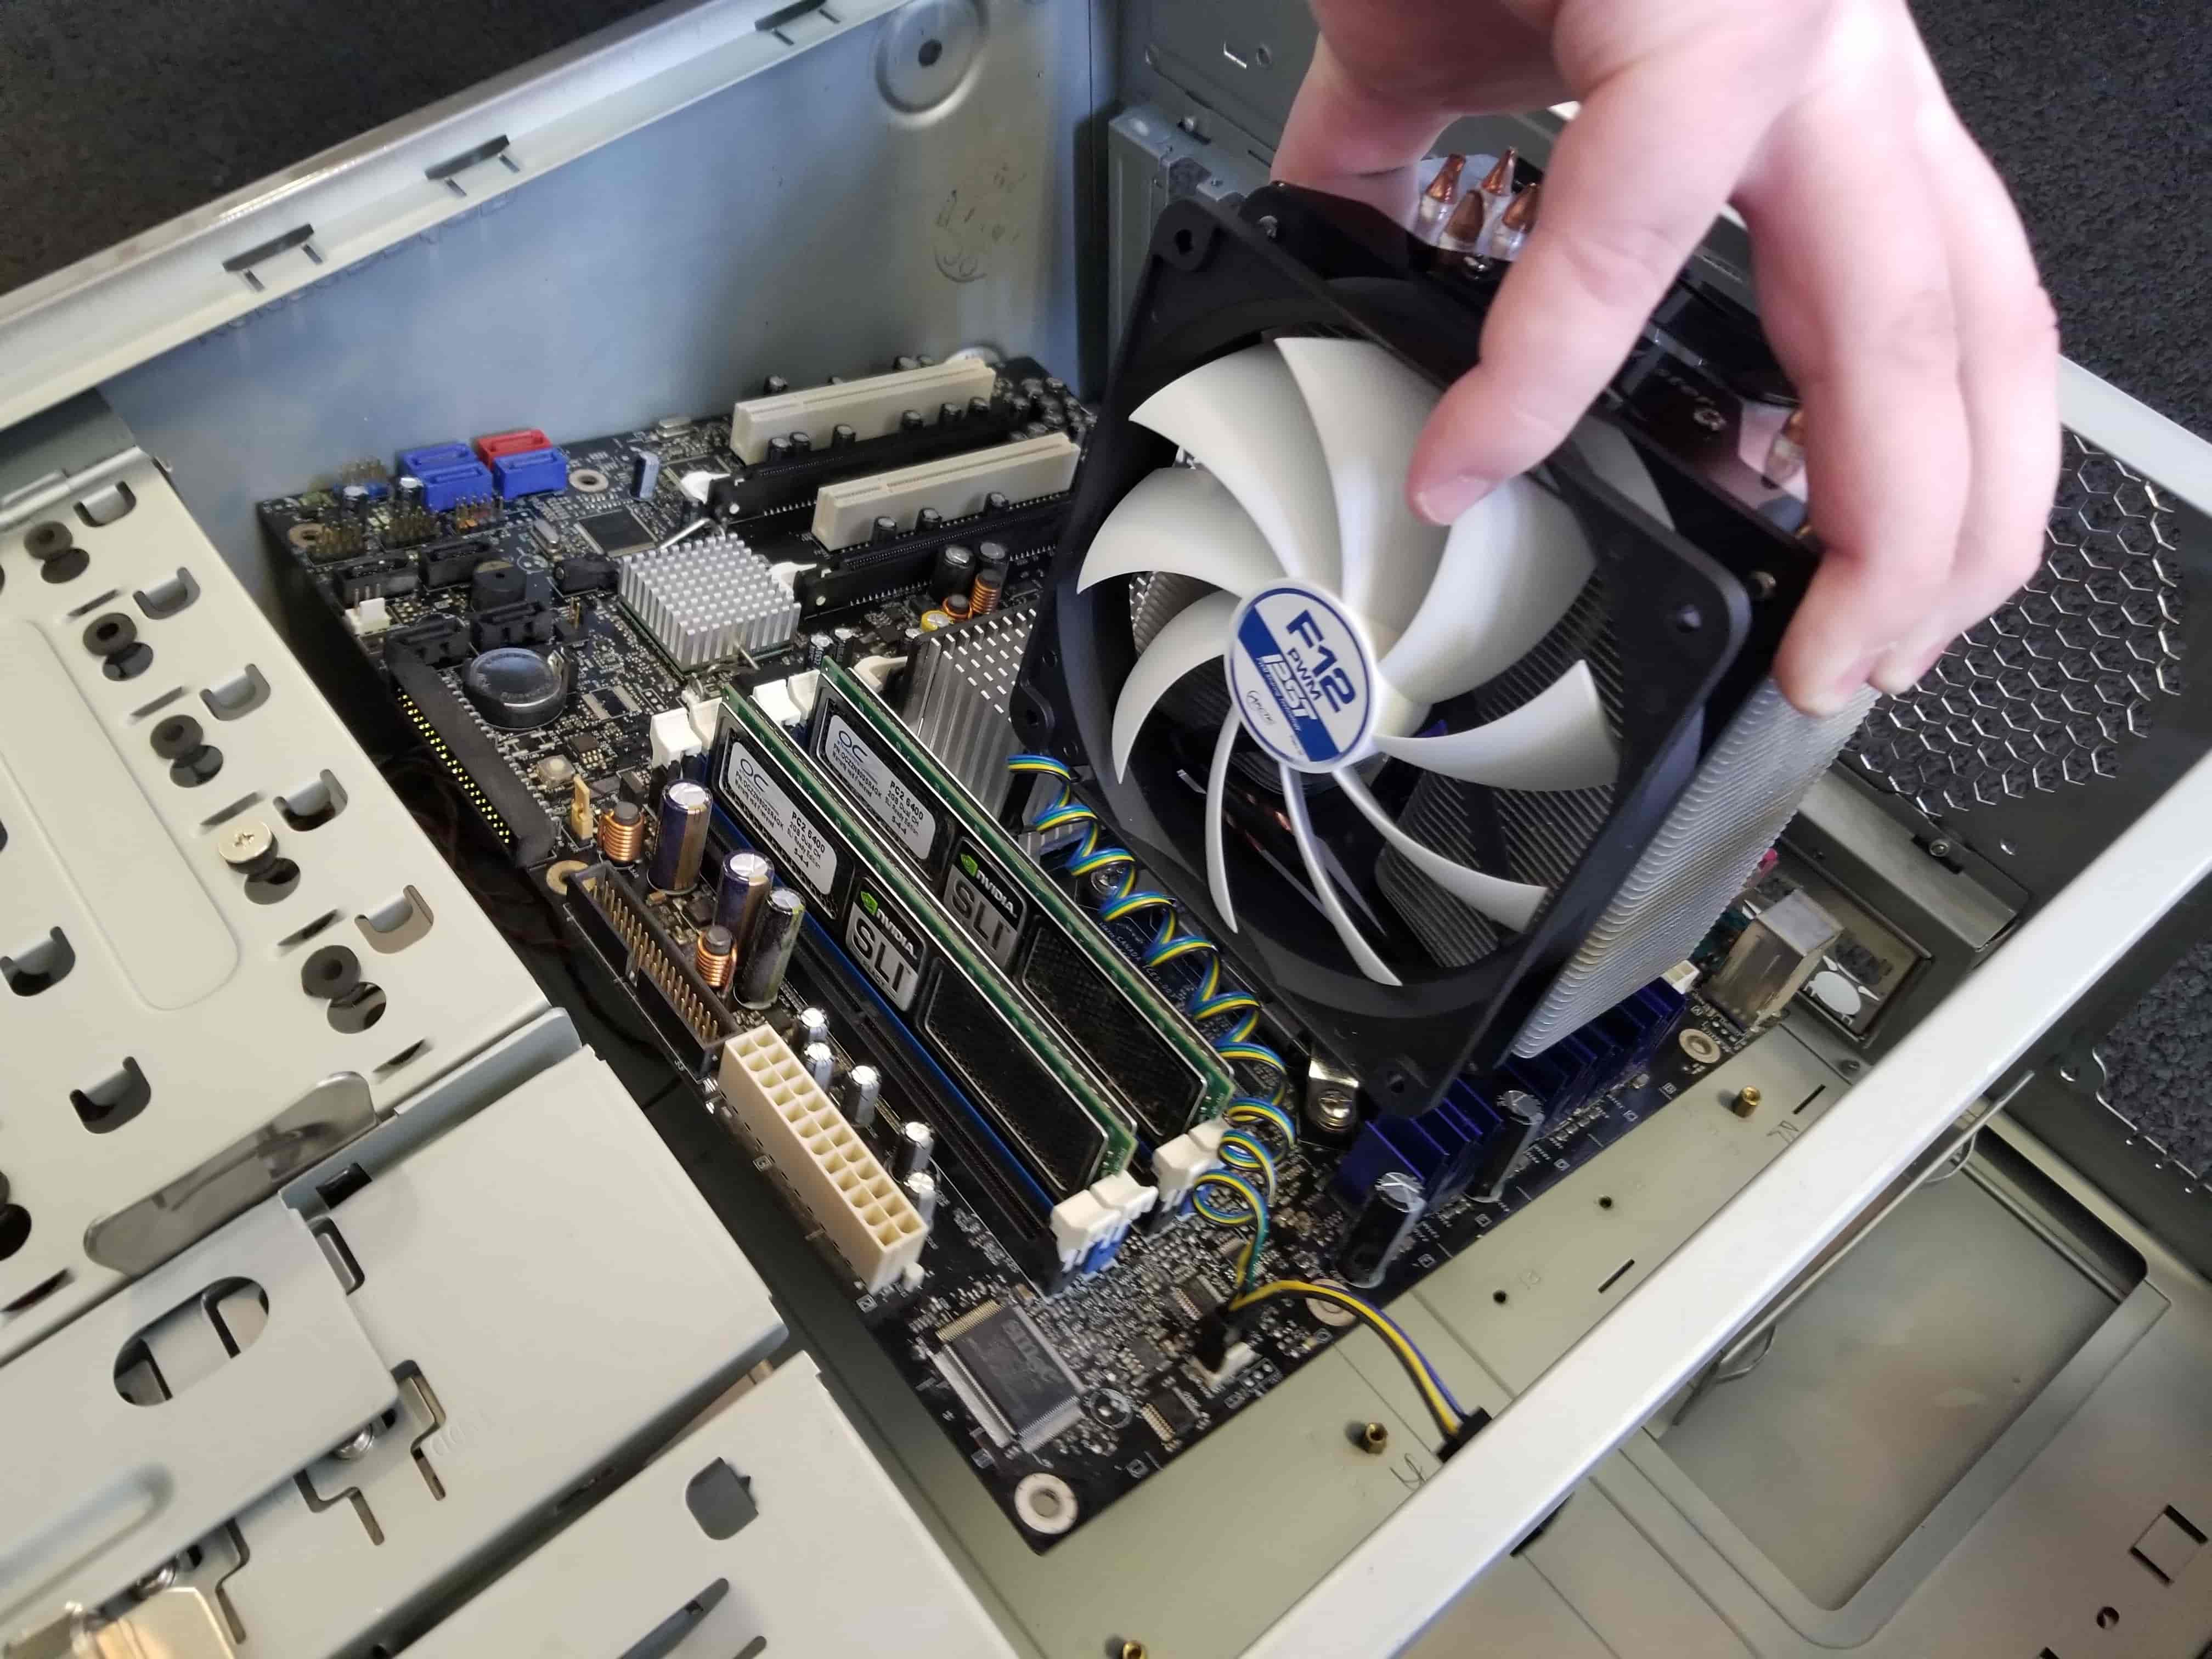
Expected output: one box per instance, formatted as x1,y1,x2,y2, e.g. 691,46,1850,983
1847,431,2186,814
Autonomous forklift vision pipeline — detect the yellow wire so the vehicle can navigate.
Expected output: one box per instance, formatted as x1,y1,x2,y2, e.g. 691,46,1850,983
1229,1279,1462,1436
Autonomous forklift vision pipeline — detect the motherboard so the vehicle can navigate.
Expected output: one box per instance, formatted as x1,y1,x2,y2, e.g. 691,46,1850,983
264,351,1814,1551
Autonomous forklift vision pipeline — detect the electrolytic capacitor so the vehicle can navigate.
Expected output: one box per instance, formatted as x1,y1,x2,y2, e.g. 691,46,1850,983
763,374,791,396
873,515,900,543
831,423,857,449
394,475,426,510
714,851,773,945
984,490,1011,514
967,396,994,420
896,1119,935,1181
787,430,813,455
598,800,645,864
340,483,373,515
900,409,925,432
904,1170,939,1228
795,1006,831,1049
1336,1171,1426,1290
894,354,923,372
648,780,713,893
735,887,805,1009
935,543,975,597
694,925,736,991
938,400,963,425
631,449,662,501
969,542,1009,615
767,437,793,463
803,1041,837,1090
916,506,943,533
844,1064,882,1131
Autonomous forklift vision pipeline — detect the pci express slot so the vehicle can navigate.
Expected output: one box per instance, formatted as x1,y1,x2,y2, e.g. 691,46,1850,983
729,402,1022,517
387,645,555,864
793,497,1066,613
566,861,741,1075
812,657,1234,1141
713,687,1136,1209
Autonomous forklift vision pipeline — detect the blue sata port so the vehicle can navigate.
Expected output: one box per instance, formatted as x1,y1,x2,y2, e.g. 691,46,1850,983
397,442,493,511
490,445,567,500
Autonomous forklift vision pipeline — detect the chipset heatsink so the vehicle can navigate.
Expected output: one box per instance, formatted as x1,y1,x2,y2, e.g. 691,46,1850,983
618,531,800,667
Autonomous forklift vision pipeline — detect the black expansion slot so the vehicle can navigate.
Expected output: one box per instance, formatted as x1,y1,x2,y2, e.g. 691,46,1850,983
789,496,1066,612
730,401,1022,517
565,861,741,1075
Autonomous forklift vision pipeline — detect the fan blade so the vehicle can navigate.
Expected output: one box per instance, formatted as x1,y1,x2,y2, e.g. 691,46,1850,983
1077,466,1286,600
1110,591,1239,779
1275,337,1447,640
1567,417,1675,529
1205,713,1240,932
1280,763,1402,985
1376,660,1617,792
1336,770,1550,932
1380,474,1595,706
1131,345,1341,592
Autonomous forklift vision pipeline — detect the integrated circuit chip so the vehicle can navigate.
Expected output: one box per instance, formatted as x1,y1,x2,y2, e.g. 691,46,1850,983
574,506,655,558
1141,1386,1199,1446
933,1303,1083,1452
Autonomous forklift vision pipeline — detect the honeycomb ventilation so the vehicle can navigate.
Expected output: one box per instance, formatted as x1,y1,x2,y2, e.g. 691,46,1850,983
1848,432,2186,814
718,1024,926,1293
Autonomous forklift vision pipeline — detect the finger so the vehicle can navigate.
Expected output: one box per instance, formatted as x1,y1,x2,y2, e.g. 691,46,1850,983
1272,39,1456,222
1406,14,1804,523
1745,78,1973,716
1870,94,2061,689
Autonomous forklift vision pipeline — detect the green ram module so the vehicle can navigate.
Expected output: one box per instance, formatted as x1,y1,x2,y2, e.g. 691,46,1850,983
715,684,1137,1197
812,656,1235,1142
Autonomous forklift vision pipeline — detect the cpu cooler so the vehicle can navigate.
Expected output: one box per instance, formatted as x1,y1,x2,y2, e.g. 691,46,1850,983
1013,183,1876,1116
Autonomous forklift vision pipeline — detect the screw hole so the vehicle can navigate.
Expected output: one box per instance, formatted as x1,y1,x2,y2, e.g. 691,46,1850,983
1493,1290,1509,1306
2097,1607,2119,1630
917,36,943,66
1599,1195,1614,1210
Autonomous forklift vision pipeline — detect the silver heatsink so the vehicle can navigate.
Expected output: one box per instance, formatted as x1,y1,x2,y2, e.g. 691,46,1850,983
618,532,800,667
900,602,1036,814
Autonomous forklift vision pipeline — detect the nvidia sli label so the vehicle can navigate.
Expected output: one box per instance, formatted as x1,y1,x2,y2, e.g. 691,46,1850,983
718,735,842,904
942,833,1027,969
817,706,943,866
845,879,930,1012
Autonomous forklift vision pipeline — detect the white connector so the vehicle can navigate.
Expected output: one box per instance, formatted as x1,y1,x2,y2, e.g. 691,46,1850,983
719,1025,927,1294
1152,1118,1229,1211
345,596,391,636
1090,1171,1158,1242
731,359,997,464
810,433,1080,551
648,707,704,767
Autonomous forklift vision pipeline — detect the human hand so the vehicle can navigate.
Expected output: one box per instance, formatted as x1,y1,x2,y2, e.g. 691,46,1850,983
1273,0,2059,716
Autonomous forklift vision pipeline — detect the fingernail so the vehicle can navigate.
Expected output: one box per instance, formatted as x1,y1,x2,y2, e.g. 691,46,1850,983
1412,471,1496,526
1795,647,1887,718
1870,635,1951,696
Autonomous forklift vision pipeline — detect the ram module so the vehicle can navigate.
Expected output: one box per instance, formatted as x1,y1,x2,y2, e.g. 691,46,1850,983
810,657,1234,1142
714,687,1138,1201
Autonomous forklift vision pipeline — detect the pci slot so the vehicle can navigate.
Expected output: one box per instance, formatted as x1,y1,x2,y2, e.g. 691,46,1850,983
812,657,1234,1140
730,399,1021,517
731,359,998,463
387,644,556,863
810,434,1080,550
794,498,1063,613
712,689,1136,1206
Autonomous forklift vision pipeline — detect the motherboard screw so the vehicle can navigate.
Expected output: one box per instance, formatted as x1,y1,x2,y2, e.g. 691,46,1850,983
331,1421,381,1462
1730,1085,1762,1119
1352,1420,1390,1455
1116,1641,1149,1659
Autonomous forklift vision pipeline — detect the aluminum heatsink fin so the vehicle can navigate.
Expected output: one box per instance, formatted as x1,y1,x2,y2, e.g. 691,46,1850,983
1111,591,1237,780
1376,661,1618,793
1380,475,1595,707
1077,466,1286,600
1336,769,1549,932
1130,345,1341,594
1274,336,1446,641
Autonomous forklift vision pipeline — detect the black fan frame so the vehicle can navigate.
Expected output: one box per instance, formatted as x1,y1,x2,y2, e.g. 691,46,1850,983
1013,184,1819,1115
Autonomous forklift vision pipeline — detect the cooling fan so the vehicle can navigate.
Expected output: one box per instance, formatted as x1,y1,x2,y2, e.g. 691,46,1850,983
1015,185,1872,1114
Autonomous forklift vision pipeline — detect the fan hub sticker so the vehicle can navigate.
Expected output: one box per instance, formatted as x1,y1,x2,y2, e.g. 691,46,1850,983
1225,584,1375,773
